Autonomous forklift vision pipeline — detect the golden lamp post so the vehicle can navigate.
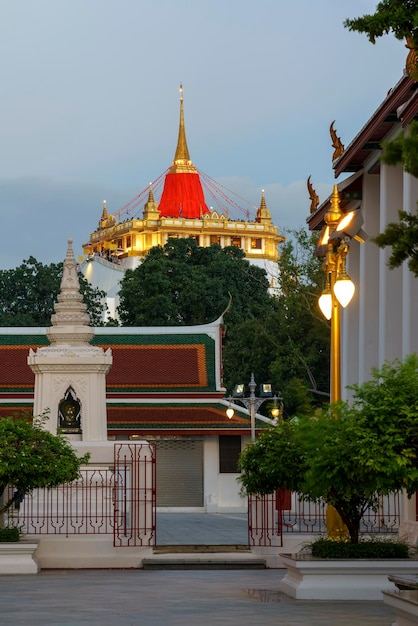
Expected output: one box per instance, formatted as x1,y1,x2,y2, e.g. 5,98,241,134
316,185,366,536
316,185,366,404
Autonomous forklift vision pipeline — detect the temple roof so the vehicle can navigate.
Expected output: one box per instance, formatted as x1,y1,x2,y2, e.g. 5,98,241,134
307,73,418,232
0,325,258,435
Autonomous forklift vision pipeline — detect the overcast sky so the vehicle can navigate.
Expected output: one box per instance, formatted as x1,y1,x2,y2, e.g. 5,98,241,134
0,0,407,269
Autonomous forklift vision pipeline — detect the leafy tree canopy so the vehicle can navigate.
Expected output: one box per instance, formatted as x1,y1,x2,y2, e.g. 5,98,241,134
372,209,418,275
370,120,418,276
239,355,418,543
381,120,418,178
0,413,89,515
117,237,273,327
344,1,418,48
0,257,107,326
222,229,330,415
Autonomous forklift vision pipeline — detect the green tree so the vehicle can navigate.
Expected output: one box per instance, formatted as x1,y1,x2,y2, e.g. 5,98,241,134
117,237,273,327
239,355,418,543
0,413,89,517
344,4,418,275
222,229,330,415
370,120,418,276
344,1,418,48
0,257,107,326
372,209,418,275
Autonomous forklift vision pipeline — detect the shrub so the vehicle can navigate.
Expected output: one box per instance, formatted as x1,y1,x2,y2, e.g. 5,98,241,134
310,537,410,559
0,527,20,542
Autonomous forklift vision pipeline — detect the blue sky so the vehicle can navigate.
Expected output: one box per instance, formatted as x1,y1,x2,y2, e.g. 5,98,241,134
0,0,407,268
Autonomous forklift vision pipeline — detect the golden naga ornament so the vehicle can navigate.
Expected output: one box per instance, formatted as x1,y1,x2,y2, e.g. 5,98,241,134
330,121,344,161
307,175,319,214
406,37,418,81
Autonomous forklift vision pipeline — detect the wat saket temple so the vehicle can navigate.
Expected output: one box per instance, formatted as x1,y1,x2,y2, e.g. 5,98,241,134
81,86,284,314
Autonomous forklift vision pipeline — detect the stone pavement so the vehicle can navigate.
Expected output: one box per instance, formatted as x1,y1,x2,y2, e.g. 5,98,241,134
156,512,249,545
0,513,397,625
0,570,395,625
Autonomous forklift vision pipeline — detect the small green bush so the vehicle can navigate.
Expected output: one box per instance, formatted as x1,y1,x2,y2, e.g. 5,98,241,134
310,537,410,559
0,527,20,542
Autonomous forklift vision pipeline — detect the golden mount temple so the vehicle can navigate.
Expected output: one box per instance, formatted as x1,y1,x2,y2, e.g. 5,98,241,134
81,86,284,315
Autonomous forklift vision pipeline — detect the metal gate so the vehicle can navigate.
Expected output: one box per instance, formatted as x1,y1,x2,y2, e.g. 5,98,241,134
113,442,156,546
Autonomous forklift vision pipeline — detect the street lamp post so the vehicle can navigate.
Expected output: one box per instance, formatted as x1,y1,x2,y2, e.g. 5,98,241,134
317,185,366,402
316,184,366,536
226,373,282,441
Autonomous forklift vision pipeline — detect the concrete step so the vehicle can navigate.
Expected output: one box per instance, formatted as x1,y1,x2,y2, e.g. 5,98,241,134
154,544,250,554
143,549,266,570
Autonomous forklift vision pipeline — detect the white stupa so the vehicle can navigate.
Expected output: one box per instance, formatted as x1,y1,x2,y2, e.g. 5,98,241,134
28,239,112,441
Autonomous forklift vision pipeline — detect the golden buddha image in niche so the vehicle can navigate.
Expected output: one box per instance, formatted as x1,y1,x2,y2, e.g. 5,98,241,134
58,387,81,433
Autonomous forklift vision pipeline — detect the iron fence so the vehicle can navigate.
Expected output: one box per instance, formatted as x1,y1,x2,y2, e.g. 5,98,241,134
5,443,156,547
248,491,402,547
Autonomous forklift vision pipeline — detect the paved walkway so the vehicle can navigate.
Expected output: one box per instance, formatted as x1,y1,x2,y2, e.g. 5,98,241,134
156,512,249,545
0,570,395,625
0,513,397,624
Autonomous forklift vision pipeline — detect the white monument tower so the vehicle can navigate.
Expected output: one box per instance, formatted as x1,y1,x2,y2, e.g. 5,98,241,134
28,239,112,442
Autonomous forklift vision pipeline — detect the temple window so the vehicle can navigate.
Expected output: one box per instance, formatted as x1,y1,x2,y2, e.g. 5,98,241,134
219,435,241,473
251,238,262,250
210,235,221,245
231,236,241,248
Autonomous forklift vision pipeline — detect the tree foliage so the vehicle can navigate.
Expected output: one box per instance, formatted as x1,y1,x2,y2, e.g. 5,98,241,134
117,237,273,327
222,229,330,415
370,120,418,277
344,1,418,48
381,120,418,178
0,413,89,516
239,355,418,543
0,257,107,326
372,209,418,275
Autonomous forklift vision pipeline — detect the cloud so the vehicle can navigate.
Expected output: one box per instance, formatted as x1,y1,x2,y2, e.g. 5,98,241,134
0,178,133,270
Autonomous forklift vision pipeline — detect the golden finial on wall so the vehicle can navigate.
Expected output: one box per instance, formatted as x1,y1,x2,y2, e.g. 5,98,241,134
330,121,344,161
307,176,319,214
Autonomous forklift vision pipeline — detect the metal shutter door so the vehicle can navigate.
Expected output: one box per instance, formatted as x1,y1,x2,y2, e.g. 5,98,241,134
155,438,203,507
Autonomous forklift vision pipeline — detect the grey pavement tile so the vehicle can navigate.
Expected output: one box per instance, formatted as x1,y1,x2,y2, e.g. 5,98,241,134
0,570,394,626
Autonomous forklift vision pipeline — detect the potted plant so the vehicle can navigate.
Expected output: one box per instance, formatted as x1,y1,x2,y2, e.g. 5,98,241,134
0,412,89,574
238,355,418,599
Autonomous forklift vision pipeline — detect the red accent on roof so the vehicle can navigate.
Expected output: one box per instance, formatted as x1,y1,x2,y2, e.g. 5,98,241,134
0,407,32,420
106,344,207,388
0,342,210,391
107,406,249,427
3,347,36,387
158,172,210,218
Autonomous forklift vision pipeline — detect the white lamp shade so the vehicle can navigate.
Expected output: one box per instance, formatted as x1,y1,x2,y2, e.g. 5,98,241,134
334,278,355,307
226,407,234,419
318,292,332,320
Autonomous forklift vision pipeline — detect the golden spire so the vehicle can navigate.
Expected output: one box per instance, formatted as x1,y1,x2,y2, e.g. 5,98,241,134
101,200,108,220
260,189,267,212
171,84,195,173
143,182,160,220
256,189,271,223
148,182,155,204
